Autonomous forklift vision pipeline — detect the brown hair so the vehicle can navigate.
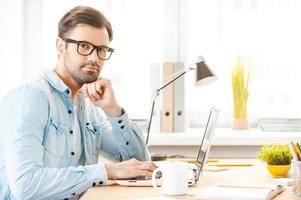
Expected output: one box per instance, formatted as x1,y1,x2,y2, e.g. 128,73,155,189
58,6,113,41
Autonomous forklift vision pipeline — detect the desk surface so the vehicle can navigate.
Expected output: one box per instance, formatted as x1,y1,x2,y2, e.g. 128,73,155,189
81,159,301,200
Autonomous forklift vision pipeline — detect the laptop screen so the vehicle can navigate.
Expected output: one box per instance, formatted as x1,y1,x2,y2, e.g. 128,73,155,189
194,107,219,182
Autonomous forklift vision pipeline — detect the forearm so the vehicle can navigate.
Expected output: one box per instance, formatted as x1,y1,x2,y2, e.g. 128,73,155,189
126,121,151,161
11,164,107,200
102,103,123,117
103,110,150,161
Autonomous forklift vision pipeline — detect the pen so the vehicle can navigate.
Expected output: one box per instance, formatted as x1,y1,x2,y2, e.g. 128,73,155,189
290,142,301,161
296,142,301,155
289,143,297,161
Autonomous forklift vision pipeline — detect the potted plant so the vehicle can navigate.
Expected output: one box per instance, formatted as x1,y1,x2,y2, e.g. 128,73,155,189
257,144,292,177
231,55,251,129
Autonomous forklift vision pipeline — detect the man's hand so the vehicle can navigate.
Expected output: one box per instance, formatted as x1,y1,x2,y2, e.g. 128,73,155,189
82,77,122,117
105,159,157,180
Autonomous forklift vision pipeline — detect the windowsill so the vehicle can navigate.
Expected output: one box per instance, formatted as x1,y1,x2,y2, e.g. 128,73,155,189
146,128,300,146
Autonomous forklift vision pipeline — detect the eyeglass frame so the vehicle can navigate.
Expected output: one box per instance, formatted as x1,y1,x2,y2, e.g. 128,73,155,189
62,38,115,60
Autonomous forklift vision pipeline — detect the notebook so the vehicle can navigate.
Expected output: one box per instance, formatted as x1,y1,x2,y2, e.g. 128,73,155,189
197,184,286,200
116,107,219,187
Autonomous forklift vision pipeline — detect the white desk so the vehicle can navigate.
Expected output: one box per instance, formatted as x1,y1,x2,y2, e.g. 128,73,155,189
146,128,301,158
81,159,301,200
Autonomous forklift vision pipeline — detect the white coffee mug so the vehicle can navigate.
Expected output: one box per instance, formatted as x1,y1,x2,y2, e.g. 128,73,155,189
152,161,189,195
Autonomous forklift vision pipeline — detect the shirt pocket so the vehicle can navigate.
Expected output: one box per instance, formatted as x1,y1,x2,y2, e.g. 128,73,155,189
86,123,102,135
44,117,68,157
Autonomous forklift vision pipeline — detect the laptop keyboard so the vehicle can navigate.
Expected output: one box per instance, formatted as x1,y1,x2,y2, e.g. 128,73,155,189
135,176,152,180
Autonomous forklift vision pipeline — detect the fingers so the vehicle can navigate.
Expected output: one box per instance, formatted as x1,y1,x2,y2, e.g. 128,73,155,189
87,82,100,101
96,78,111,88
83,78,111,100
136,169,153,177
83,83,99,99
135,162,157,177
127,159,157,171
95,80,103,96
106,159,158,180
134,161,157,178
137,162,157,171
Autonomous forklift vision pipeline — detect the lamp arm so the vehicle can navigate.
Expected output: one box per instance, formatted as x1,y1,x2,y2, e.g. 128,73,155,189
145,67,195,145
157,66,194,93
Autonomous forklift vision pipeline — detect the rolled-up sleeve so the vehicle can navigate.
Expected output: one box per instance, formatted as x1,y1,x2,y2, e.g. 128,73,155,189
0,86,108,200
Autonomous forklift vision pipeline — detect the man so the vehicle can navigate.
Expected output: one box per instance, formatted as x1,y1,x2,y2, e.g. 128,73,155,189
0,6,156,200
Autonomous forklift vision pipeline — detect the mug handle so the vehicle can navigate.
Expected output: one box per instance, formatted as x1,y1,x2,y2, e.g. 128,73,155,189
152,168,161,188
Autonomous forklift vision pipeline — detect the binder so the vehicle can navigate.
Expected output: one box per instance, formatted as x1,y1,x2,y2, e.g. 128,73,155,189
161,63,174,132
173,63,185,132
161,62,185,133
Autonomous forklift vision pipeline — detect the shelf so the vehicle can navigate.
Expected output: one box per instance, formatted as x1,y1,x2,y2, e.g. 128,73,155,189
146,128,301,146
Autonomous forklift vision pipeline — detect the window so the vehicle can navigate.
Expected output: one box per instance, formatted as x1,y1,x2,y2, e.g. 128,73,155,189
186,0,301,127
1,0,300,129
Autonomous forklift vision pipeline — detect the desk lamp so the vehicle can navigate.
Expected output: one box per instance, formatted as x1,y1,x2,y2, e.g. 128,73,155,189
146,55,217,145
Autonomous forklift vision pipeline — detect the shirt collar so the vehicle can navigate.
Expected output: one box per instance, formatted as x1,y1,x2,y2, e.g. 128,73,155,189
43,70,87,102
43,69,70,93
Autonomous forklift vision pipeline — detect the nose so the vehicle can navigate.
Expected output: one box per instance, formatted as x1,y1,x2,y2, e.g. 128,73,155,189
87,48,99,62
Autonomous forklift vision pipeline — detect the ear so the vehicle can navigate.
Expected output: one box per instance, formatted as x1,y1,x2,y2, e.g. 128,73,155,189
56,37,65,57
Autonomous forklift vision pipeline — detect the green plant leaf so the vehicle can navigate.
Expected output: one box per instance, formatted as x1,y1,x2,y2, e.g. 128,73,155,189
257,144,292,165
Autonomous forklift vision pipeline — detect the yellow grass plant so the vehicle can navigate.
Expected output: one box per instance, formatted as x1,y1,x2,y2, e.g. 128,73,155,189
231,56,251,119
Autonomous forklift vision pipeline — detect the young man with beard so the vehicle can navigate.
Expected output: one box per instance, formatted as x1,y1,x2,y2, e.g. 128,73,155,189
0,6,155,200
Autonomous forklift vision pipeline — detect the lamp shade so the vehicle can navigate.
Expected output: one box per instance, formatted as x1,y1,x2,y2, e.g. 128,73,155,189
195,56,217,86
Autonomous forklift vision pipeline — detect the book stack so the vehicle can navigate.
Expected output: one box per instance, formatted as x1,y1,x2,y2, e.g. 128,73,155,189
258,118,301,132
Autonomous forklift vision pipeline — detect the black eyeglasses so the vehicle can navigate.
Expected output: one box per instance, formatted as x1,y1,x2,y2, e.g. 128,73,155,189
63,38,115,60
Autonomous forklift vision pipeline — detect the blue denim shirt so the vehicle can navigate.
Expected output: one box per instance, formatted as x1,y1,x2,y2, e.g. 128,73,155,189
0,70,150,200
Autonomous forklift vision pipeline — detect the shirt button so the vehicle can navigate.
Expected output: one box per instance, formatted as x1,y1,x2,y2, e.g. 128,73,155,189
68,110,72,114
99,181,103,184
69,130,73,134
126,141,129,145
64,198,68,200
71,152,75,156
86,122,89,125
118,120,122,124
92,182,96,187
72,193,76,195
120,125,125,129
66,89,70,94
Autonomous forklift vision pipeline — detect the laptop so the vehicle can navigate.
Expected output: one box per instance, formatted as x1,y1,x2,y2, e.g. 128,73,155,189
116,107,219,187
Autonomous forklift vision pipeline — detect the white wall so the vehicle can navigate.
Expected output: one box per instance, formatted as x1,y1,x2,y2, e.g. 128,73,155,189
0,0,24,101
